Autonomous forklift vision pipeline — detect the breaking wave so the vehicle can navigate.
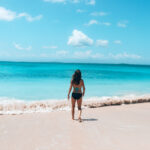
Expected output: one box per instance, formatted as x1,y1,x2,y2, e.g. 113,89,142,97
0,94,150,115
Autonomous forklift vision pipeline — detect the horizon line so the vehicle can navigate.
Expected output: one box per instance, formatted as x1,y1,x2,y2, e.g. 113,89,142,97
0,60,150,66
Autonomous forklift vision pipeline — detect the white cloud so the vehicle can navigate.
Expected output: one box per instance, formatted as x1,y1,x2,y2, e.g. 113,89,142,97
109,52,141,59
85,20,111,26
90,53,104,58
13,43,32,51
74,50,91,58
114,40,122,44
85,19,98,26
96,40,109,47
0,6,42,22
0,7,16,21
17,13,42,22
117,21,128,28
42,45,58,49
39,51,141,60
91,11,107,16
86,0,96,5
73,51,141,60
74,50,104,59
44,0,95,5
43,0,66,3
67,29,93,47
40,50,69,58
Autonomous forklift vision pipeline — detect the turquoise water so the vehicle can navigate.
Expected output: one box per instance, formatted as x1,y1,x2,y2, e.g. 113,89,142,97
0,61,150,101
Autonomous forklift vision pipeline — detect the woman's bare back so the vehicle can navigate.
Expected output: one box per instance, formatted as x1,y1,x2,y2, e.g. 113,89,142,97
72,79,84,93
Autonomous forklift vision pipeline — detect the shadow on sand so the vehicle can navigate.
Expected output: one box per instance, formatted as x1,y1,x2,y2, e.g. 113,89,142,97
75,118,98,122
82,118,98,121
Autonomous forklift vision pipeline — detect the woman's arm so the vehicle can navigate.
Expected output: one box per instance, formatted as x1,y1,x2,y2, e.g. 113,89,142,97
68,81,73,100
82,80,85,96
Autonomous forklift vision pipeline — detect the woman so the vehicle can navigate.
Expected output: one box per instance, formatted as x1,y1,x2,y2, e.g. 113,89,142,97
68,70,85,122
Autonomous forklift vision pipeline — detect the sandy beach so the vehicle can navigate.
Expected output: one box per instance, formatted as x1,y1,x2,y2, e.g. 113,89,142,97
0,103,150,150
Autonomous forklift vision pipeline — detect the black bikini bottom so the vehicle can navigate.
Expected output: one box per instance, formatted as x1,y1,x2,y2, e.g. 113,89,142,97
72,93,82,100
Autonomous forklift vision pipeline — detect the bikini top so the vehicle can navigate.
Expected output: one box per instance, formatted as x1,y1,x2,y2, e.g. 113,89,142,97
72,80,82,93
74,87,80,93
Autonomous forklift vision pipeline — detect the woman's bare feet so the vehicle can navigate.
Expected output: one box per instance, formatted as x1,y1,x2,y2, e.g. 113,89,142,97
78,117,82,122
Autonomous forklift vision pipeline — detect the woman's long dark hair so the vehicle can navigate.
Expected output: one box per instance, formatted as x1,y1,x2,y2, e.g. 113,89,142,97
72,70,81,85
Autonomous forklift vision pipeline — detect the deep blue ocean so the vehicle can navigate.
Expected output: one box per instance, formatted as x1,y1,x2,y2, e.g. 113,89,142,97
0,61,150,101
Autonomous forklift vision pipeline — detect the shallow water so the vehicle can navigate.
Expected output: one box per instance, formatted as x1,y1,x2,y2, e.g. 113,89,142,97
0,61,150,100
0,61,150,114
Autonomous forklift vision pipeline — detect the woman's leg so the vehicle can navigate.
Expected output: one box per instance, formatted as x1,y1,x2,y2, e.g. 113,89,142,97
71,97,76,120
77,97,82,121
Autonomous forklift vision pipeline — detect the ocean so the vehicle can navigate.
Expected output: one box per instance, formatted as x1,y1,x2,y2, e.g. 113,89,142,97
0,61,150,114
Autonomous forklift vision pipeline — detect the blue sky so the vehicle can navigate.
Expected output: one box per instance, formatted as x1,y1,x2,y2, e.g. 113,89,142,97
0,0,150,64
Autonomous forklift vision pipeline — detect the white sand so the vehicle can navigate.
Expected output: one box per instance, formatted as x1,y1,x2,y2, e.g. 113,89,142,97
0,103,150,150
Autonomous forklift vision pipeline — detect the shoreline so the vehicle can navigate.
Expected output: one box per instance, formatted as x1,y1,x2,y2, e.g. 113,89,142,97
0,103,150,150
0,95,150,115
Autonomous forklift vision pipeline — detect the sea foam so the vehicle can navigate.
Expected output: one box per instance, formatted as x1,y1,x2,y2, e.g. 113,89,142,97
0,94,150,115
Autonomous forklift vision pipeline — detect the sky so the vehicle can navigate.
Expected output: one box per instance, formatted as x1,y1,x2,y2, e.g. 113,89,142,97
0,0,150,64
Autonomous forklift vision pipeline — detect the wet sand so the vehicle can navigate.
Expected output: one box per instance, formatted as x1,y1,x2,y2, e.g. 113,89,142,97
0,103,150,150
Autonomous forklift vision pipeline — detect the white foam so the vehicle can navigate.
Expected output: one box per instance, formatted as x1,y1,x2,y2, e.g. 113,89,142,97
0,94,150,115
